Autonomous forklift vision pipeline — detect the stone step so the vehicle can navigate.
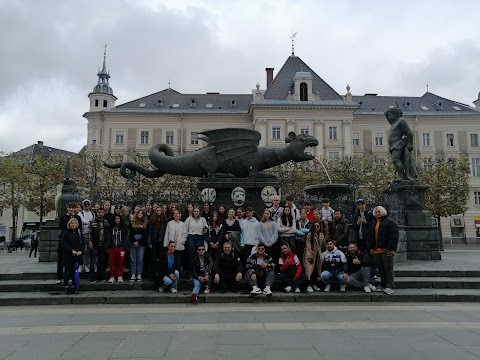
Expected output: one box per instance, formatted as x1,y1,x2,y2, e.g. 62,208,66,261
1,277,480,293
2,269,480,281
1,288,480,306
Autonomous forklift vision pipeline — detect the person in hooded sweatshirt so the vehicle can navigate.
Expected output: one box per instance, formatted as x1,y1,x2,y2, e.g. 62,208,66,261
320,239,349,292
106,214,129,283
240,207,259,265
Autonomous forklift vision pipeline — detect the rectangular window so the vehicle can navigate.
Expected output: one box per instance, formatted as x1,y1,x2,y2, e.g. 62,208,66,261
272,126,281,140
166,131,174,145
103,99,108,108
94,99,99,107
472,158,480,177
475,191,480,205
446,133,455,147
190,131,199,145
140,130,149,144
352,131,360,146
91,129,97,145
328,152,339,160
374,131,383,146
115,130,124,144
300,125,309,135
471,133,479,147
328,126,337,140
422,133,431,147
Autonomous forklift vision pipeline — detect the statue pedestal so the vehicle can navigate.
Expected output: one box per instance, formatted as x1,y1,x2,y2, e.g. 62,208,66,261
197,177,281,213
386,181,441,262
38,219,61,262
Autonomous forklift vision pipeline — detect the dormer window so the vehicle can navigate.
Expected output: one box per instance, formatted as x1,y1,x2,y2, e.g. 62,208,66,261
190,98,197,107
157,99,163,106
300,82,308,101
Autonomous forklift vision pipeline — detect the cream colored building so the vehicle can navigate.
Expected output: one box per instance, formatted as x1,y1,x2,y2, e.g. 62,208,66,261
84,52,480,243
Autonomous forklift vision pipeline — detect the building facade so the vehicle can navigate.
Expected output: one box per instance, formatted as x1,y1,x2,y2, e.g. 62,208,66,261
83,52,480,242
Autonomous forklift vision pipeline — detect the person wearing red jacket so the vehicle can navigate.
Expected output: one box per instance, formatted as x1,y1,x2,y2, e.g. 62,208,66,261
277,243,307,293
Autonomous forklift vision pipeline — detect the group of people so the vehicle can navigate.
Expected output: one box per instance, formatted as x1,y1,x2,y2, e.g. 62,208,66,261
57,195,399,298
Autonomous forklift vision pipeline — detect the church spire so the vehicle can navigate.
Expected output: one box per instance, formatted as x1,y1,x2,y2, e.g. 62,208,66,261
92,42,114,96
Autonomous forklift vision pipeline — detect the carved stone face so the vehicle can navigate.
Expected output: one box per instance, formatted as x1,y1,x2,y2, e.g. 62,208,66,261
231,187,245,206
288,134,319,161
261,186,277,207
201,188,216,204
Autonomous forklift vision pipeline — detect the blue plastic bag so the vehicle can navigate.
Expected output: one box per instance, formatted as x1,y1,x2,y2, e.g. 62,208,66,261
74,262,80,292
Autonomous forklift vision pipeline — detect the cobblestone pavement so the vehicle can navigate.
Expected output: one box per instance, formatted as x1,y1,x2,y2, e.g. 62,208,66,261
2,303,480,359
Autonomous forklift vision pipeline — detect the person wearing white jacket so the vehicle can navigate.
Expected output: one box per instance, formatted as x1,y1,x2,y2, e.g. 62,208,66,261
240,207,259,265
164,210,187,267
277,206,297,255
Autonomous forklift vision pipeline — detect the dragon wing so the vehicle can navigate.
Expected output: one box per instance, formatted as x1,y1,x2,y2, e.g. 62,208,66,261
198,128,260,161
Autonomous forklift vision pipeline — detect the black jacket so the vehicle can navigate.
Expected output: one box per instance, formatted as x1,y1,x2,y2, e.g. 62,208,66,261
369,216,399,252
191,254,213,279
107,225,129,249
346,250,373,274
159,251,181,277
61,229,83,254
330,218,350,248
148,221,167,246
129,224,148,247
352,210,374,243
85,217,110,249
213,252,243,275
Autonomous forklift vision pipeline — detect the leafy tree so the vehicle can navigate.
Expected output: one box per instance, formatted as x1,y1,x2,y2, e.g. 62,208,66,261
419,156,470,247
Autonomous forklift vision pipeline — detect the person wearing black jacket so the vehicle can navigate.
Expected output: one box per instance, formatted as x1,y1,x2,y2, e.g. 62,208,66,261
106,214,129,284
369,206,399,295
148,207,167,269
57,202,83,284
213,242,243,293
85,208,110,283
157,241,181,293
330,209,350,253
346,243,376,293
61,218,83,294
190,244,213,303
351,198,374,253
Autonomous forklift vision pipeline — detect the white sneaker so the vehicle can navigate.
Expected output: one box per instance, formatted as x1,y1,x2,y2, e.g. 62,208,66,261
171,288,177,294
158,286,164,293
375,286,384,292
250,285,262,295
306,286,314,293
263,286,273,296
324,284,331,292
108,277,115,283
384,287,394,295
130,275,136,282
364,286,371,293
284,286,292,293
117,276,123,283
136,275,142,282
340,285,346,292
55,279,61,284
368,284,376,291
106,267,110,272
313,285,321,291
294,288,301,293
78,265,83,272
85,267,90,273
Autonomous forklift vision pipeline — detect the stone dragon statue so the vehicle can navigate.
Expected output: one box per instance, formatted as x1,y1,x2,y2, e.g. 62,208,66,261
104,128,318,179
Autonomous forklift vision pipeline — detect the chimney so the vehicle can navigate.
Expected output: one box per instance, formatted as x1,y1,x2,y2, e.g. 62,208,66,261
37,141,44,148
266,68,274,88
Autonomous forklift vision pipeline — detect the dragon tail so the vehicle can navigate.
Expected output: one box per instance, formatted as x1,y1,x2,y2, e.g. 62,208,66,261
103,161,166,179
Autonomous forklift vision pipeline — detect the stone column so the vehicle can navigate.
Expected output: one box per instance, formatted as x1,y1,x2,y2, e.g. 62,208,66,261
343,119,352,156
314,119,324,158
254,119,267,147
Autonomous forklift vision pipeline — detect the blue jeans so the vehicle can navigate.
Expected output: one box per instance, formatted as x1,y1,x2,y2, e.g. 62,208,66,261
192,273,211,294
320,270,348,285
185,234,204,271
348,267,371,289
130,245,145,277
162,270,179,290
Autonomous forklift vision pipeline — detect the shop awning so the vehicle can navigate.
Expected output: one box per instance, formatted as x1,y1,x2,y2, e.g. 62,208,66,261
475,216,480,228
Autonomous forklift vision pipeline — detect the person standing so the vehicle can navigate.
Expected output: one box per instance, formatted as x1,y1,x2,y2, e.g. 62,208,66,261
61,218,83,294
240,207,259,264
370,206,399,295
304,220,329,292
285,195,300,223
207,211,222,261
85,208,110,283
219,208,242,254
29,230,39,258
330,209,350,253
163,210,187,268
57,203,82,284
106,214,128,283
352,198,374,254
78,199,95,272
277,206,297,254
129,209,149,282
269,195,283,222
294,209,311,266
257,209,279,262
148,206,167,267
184,207,207,273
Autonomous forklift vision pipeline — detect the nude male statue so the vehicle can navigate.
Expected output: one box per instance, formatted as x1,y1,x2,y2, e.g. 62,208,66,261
385,108,419,181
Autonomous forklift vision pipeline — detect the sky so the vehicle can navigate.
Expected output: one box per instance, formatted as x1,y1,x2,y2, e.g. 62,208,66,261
1,0,479,153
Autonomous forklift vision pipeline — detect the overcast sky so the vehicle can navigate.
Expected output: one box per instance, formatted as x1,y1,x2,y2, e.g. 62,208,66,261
1,0,479,153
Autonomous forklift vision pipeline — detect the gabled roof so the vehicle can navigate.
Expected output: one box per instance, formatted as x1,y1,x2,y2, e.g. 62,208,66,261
14,142,77,157
263,55,342,101
353,92,479,115
112,88,252,113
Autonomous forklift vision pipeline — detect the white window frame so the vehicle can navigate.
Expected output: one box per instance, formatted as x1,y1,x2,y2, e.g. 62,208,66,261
472,158,480,177
272,125,281,140
299,125,309,135
374,131,384,146
446,133,455,147
328,152,339,160
91,129,97,145
139,130,150,145
328,126,338,140
114,129,125,145
190,131,199,145
474,190,480,206
422,132,431,147
166,130,175,145
470,133,479,147
352,131,360,146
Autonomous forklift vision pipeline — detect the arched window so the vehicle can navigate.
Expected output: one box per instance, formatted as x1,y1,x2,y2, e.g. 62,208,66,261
300,82,308,101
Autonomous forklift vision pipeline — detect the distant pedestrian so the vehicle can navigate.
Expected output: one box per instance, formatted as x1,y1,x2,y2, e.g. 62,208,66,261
29,230,39,258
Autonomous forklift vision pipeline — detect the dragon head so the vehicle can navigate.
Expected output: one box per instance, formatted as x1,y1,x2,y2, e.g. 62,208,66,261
285,132,319,161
